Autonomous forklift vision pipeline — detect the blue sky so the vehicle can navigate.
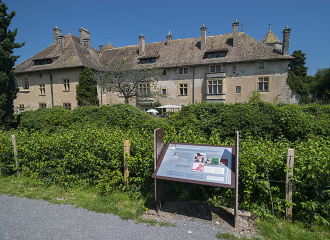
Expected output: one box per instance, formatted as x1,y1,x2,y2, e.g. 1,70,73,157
6,0,330,76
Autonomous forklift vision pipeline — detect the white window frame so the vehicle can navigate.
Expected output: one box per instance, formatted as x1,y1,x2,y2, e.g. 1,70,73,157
207,79,223,94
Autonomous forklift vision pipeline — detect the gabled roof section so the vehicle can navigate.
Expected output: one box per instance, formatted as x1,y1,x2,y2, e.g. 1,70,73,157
14,34,103,73
101,32,292,69
262,30,282,44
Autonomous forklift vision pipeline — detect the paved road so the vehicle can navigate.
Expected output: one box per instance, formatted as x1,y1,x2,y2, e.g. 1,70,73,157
0,195,222,240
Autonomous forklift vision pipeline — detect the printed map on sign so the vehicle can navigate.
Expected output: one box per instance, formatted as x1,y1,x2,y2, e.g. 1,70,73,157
155,143,233,185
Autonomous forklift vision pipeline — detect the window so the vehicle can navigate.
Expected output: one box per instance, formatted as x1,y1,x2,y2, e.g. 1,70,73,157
179,68,188,75
15,78,18,88
236,86,241,93
39,103,46,109
19,104,24,110
162,88,167,95
39,84,45,95
33,58,53,66
258,77,269,91
259,62,264,69
210,65,221,72
63,79,70,91
63,103,71,110
139,58,156,64
139,83,150,96
206,52,226,59
162,69,166,75
207,80,223,94
179,83,188,95
22,77,29,90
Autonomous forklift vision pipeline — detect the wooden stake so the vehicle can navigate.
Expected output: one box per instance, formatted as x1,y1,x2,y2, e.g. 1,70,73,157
11,134,20,176
286,149,294,222
123,140,130,186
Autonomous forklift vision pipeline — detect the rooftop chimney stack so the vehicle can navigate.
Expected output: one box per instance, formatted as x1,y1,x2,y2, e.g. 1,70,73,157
99,43,103,51
138,34,145,56
282,26,291,55
200,24,207,50
53,26,61,43
166,30,172,46
232,19,239,47
79,27,90,46
58,33,65,56
83,38,90,50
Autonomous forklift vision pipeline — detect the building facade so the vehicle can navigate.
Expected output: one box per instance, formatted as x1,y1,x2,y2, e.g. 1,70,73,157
13,21,294,113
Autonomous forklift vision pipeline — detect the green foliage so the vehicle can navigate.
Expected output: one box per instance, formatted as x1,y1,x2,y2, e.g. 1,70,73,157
249,91,262,103
289,50,308,77
2,102,330,224
17,104,160,133
0,1,24,127
168,102,330,141
287,71,310,103
76,67,99,106
310,67,330,103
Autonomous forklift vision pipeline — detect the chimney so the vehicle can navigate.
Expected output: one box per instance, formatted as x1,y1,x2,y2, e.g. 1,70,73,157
83,38,90,50
99,43,103,51
58,33,65,56
232,19,239,47
53,26,61,43
282,26,291,55
200,24,207,50
138,34,145,56
166,30,172,46
79,27,90,46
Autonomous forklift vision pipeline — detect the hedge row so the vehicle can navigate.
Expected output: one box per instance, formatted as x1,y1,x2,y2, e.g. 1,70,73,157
1,126,329,224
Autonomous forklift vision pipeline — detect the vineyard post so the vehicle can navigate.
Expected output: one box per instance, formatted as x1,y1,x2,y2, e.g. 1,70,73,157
123,140,130,186
286,149,294,222
11,134,20,176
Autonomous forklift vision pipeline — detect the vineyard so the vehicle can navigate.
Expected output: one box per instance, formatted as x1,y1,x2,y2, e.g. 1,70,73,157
1,102,329,225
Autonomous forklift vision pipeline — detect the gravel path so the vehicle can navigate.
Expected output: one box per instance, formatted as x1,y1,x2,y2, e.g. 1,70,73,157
0,195,223,240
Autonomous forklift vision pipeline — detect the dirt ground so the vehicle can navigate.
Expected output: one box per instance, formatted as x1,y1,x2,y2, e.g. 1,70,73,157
141,200,261,238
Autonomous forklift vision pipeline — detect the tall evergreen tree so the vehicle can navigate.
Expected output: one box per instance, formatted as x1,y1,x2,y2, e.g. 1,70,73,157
76,67,99,106
289,50,308,77
0,1,24,127
287,50,310,103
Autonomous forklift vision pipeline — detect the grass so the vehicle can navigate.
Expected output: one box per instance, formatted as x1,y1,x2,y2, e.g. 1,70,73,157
0,176,146,221
1,176,329,239
216,218,330,240
256,218,330,240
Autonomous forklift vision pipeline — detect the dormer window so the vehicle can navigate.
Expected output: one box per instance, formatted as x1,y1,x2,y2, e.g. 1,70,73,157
206,52,226,59
33,58,53,66
139,57,157,64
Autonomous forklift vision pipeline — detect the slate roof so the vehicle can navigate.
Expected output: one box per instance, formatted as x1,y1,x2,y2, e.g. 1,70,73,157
100,32,293,69
14,30,293,73
14,34,103,73
262,30,282,44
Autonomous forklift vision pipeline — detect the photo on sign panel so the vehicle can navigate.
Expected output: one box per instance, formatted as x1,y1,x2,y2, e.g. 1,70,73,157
194,153,206,162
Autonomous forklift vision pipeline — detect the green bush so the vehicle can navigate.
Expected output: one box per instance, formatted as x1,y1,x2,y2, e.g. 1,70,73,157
2,102,330,224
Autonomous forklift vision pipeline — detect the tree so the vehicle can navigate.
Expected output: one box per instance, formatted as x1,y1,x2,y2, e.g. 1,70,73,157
98,57,163,104
289,50,308,77
76,67,99,106
0,1,24,127
310,67,330,103
287,50,311,103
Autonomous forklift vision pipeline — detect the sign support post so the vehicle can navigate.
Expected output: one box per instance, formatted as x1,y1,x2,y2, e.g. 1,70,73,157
154,128,164,212
234,131,239,228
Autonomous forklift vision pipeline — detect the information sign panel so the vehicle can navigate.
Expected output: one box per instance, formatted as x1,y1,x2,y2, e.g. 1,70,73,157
152,142,236,188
